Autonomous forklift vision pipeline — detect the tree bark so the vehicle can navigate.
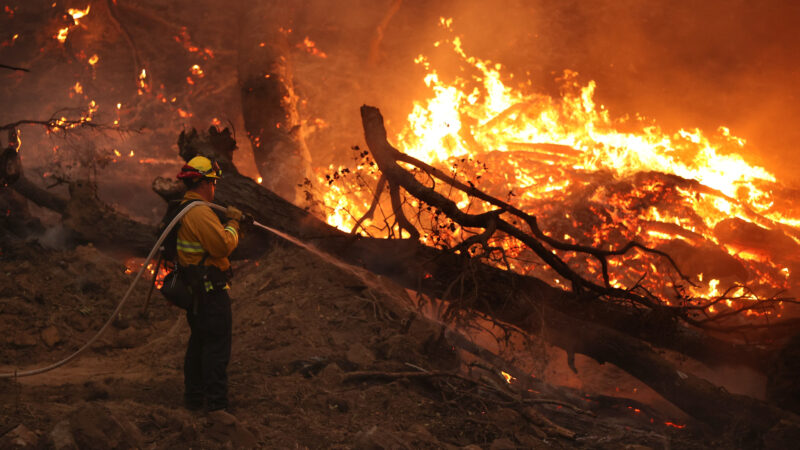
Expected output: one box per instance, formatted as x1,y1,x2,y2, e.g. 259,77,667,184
237,0,311,203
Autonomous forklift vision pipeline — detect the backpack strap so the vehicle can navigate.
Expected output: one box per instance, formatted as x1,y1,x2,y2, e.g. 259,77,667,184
160,200,204,261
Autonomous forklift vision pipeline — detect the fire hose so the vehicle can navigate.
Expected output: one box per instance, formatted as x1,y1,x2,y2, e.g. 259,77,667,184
0,201,296,379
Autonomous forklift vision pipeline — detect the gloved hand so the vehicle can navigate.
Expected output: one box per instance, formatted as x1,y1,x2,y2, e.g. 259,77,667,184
225,205,243,222
240,213,254,227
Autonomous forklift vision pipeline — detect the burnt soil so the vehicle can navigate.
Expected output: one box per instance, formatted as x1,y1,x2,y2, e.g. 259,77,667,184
0,239,729,449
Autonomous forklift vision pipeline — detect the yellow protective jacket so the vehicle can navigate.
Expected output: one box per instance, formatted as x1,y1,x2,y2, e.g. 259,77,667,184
176,191,240,273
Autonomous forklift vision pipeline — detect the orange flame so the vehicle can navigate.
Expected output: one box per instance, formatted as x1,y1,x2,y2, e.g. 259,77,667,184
298,36,327,58
55,5,91,43
315,18,798,318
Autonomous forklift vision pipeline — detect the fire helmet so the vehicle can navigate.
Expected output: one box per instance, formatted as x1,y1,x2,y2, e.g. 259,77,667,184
177,156,222,180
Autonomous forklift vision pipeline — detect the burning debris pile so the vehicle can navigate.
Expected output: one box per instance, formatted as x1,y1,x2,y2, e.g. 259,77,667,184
315,24,800,334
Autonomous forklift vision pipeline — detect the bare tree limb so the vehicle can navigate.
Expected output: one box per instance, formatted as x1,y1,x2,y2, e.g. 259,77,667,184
0,63,29,72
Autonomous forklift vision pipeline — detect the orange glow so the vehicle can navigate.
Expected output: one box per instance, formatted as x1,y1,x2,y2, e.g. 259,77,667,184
55,27,69,43
67,5,90,23
312,18,796,321
1,33,19,48
88,54,99,66
55,5,90,43
138,68,150,94
298,36,328,58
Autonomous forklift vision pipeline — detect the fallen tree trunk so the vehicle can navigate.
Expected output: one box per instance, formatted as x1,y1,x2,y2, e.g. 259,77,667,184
12,176,68,214
11,175,158,257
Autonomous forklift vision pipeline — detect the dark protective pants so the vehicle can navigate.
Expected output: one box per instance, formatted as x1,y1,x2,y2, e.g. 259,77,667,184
183,288,232,411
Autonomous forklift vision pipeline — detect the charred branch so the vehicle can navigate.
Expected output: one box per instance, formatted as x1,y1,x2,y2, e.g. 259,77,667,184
104,0,145,84
362,106,692,304
0,63,29,72
368,0,403,65
0,117,101,133
350,175,387,235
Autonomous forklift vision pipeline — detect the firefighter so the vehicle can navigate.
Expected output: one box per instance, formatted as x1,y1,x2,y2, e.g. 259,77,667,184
175,155,242,413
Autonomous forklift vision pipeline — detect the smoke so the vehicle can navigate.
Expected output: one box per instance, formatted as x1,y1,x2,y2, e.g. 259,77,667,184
431,0,800,182
277,0,800,189
3,0,799,223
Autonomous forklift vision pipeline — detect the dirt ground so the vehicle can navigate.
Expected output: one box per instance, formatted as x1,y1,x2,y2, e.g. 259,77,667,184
0,237,730,449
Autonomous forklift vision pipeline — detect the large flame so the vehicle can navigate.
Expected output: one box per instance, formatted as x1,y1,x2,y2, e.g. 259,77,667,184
316,19,800,321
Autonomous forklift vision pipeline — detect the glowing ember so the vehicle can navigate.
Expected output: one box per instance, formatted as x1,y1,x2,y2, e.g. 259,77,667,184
88,54,99,66
124,258,169,288
1,33,19,48
298,36,327,58
67,5,90,23
55,27,69,43
138,68,150,94
54,5,91,43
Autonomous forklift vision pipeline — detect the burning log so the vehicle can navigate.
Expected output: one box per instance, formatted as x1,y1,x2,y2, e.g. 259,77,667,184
714,217,800,262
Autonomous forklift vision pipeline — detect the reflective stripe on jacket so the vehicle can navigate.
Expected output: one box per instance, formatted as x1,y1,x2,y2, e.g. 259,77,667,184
176,191,240,272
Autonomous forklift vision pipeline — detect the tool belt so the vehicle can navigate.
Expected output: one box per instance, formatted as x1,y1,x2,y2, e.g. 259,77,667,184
160,264,232,313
